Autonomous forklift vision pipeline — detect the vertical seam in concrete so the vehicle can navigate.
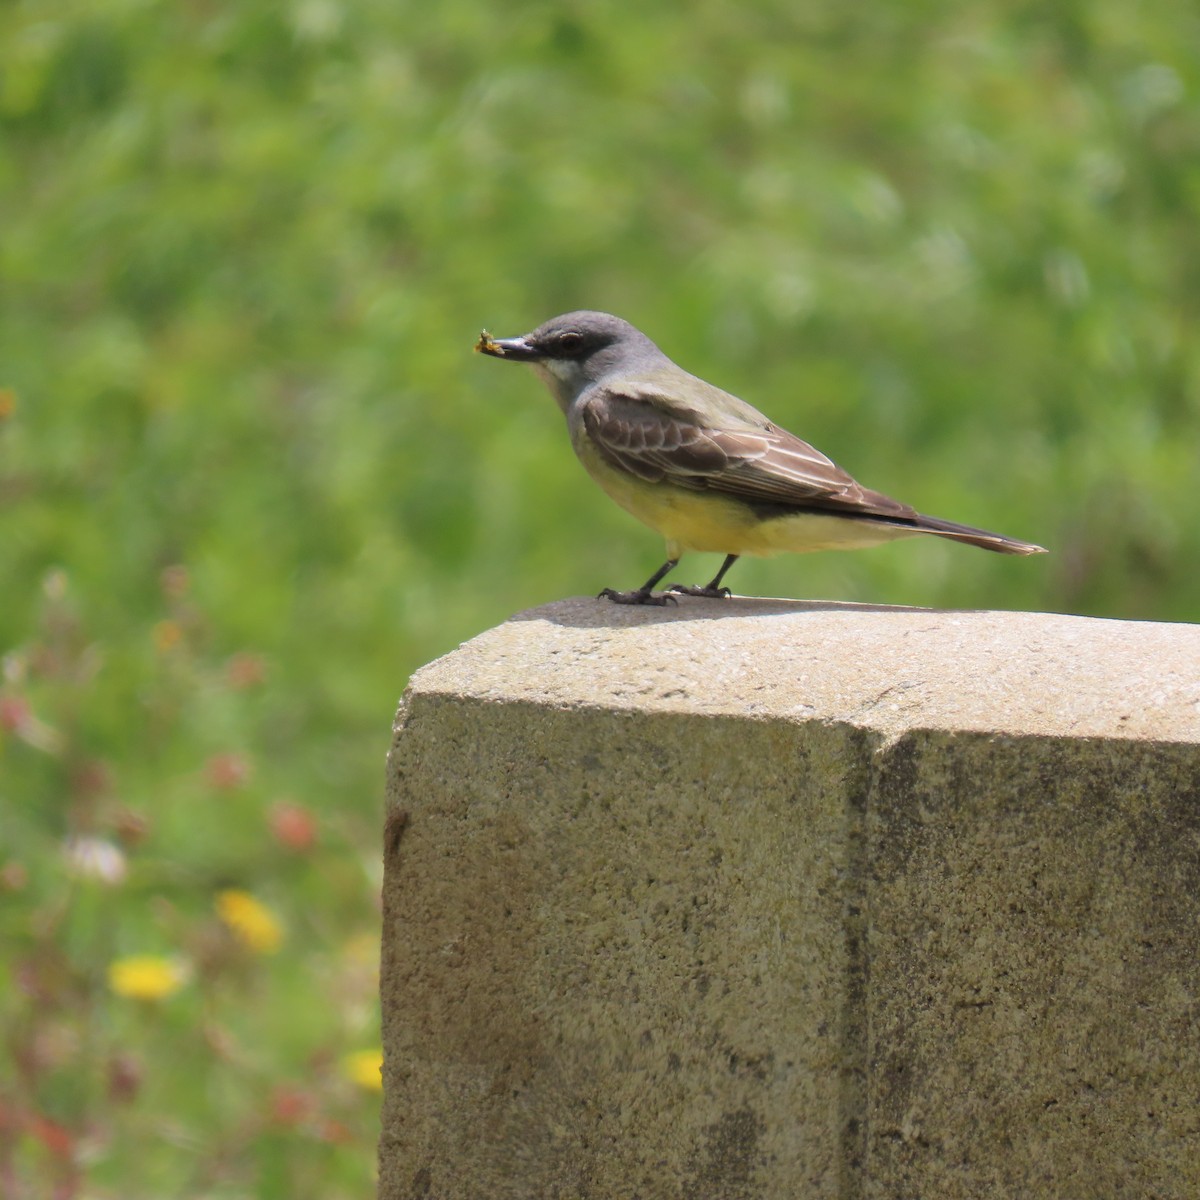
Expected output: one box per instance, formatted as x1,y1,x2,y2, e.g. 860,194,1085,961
837,723,879,1200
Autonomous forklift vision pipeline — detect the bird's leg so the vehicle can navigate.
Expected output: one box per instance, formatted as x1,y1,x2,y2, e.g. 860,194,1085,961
668,553,738,599
598,559,679,606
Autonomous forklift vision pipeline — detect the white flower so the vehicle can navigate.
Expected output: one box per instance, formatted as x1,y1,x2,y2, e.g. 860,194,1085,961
64,837,128,885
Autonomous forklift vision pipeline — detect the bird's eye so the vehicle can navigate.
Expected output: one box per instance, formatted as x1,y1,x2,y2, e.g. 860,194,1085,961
559,331,584,353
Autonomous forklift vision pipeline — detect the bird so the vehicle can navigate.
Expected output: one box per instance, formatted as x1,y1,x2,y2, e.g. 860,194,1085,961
476,311,1046,605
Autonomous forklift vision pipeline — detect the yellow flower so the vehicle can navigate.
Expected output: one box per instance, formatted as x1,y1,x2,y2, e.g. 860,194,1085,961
152,620,183,653
107,955,188,1001
342,1049,383,1092
216,889,283,954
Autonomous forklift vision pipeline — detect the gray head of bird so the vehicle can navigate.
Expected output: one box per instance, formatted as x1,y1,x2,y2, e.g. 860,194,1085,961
476,310,664,410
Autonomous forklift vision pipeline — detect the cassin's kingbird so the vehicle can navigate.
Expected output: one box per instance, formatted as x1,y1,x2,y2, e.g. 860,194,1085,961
476,311,1046,605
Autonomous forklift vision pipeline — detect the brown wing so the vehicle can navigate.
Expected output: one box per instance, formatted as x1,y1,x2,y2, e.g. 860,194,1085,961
579,388,918,520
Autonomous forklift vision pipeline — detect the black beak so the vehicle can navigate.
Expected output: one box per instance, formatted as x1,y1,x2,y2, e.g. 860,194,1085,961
475,331,542,361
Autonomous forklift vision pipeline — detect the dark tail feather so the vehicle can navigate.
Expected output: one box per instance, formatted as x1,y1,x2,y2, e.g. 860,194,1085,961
909,513,1047,555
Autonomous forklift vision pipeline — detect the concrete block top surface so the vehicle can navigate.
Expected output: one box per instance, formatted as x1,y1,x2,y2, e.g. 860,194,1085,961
408,598,1200,744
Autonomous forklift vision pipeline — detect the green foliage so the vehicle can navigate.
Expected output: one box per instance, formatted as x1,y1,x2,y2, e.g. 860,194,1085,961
1,0,1198,1194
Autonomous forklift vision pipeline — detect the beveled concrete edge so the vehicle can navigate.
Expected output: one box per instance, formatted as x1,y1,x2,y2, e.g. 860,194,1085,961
399,597,1200,747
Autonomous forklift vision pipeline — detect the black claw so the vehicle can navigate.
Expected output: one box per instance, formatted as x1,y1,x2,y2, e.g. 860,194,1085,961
667,584,732,599
598,588,678,606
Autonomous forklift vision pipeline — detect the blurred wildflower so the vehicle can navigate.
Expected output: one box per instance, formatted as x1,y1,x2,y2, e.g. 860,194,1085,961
159,564,190,599
0,386,16,419
342,1049,383,1092
70,758,113,800
0,694,30,731
14,955,70,1005
270,1085,315,1127
114,808,150,846
205,752,251,790
225,652,267,689
152,619,184,653
270,801,317,852
107,955,189,1001
1,861,28,891
23,1111,74,1160
107,1052,143,1103
64,836,128,885
319,1119,355,1144
29,1021,81,1073
203,1021,240,1062
216,889,283,953
0,694,65,754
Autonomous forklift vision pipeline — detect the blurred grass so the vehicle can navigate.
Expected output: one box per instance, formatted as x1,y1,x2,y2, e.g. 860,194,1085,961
2,0,1198,1195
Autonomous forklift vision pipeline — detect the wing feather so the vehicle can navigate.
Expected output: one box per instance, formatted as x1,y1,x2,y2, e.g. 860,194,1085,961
580,385,917,520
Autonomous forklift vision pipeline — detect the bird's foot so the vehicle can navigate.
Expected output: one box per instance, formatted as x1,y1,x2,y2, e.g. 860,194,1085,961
598,587,678,606
667,584,732,599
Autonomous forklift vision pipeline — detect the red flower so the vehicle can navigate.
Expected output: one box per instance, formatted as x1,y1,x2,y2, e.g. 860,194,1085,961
269,802,318,852
205,753,251,791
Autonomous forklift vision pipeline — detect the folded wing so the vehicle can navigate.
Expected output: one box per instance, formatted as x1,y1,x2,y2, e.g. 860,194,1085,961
580,384,918,520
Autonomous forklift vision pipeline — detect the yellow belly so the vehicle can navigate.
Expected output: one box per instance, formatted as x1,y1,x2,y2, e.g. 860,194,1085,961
575,439,916,559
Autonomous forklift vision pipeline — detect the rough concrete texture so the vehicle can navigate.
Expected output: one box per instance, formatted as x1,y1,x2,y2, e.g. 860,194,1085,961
380,598,1200,1199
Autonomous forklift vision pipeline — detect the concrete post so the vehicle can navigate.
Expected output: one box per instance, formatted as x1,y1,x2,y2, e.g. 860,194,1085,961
379,598,1200,1199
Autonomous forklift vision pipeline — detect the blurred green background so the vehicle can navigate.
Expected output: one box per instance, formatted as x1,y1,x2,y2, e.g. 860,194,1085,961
2,0,1198,1195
